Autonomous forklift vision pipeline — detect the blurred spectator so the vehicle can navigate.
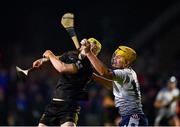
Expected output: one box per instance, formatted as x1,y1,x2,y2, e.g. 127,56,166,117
154,76,180,126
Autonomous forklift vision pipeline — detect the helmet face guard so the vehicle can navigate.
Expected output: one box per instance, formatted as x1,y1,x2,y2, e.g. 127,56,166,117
111,46,136,66
111,49,126,66
88,38,102,55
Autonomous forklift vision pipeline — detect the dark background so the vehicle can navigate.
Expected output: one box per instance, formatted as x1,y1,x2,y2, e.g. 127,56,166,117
0,0,180,126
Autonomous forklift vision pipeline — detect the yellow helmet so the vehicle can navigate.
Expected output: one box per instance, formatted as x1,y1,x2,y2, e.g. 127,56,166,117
88,38,102,55
114,46,137,64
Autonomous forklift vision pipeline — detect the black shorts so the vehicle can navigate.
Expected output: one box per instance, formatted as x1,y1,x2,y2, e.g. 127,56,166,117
39,100,80,126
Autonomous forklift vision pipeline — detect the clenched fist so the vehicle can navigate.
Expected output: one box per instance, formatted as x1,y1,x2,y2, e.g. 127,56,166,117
33,59,43,68
80,39,91,55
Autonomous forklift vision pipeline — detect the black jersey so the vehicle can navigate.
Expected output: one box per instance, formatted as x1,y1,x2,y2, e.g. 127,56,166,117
53,51,93,101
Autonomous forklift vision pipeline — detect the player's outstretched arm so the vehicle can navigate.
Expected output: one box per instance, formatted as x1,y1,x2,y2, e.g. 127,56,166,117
32,56,61,69
43,50,78,74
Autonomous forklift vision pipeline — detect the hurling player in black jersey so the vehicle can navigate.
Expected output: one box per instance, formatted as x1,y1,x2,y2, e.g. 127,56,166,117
32,38,101,127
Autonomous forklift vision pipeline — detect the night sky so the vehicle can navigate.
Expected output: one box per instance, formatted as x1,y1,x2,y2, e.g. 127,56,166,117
1,0,180,68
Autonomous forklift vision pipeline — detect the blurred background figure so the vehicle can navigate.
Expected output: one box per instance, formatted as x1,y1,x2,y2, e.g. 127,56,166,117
154,76,180,126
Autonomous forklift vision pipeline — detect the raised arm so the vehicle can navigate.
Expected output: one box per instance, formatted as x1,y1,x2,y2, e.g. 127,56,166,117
81,39,113,79
87,52,114,79
33,56,61,68
43,50,78,74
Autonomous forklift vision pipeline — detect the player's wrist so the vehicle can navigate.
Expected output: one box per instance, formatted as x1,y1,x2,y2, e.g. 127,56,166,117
41,58,49,63
86,51,93,57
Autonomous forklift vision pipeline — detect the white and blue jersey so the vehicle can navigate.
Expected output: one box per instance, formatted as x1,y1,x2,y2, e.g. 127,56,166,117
112,68,148,126
154,87,179,125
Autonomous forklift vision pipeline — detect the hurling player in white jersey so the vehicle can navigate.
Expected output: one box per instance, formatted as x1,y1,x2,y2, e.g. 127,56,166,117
81,39,148,126
154,76,180,126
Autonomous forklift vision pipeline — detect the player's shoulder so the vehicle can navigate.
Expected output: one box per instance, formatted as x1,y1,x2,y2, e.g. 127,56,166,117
124,68,137,77
113,68,137,80
60,50,76,57
113,68,135,76
114,68,132,72
60,50,79,62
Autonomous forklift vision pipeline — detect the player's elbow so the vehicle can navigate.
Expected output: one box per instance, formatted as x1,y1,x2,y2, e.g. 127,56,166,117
54,63,67,73
98,68,108,76
99,70,112,79
56,67,66,73
99,71,105,76
99,72,108,79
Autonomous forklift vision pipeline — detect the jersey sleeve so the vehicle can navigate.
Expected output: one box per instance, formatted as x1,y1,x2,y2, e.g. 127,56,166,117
113,69,130,84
